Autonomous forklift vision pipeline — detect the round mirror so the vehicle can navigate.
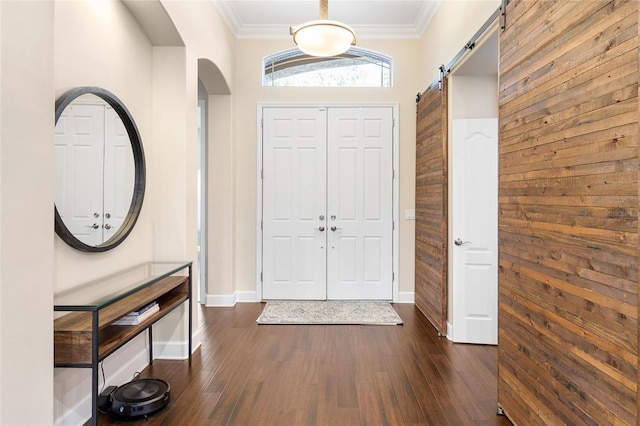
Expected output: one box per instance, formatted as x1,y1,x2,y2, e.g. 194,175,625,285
54,87,145,252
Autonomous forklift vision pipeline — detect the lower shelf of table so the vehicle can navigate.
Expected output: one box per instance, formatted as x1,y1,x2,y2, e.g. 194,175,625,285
54,276,189,366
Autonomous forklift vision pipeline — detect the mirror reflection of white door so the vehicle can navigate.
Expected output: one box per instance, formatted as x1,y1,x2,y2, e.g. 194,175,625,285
103,106,134,241
262,106,393,300
262,108,328,300
451,118,498,344
54,103,105,246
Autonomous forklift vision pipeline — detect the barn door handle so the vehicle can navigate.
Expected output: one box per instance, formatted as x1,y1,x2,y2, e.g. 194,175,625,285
454,238,471,246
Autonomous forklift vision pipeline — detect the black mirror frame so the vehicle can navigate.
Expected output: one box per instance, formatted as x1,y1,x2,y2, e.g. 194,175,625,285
54,87,146,252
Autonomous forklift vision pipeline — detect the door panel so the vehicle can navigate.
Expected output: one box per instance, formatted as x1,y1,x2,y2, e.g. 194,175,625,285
54,103,105,246
451,118,498,344
262,108,327,300
103,106,134,241
415,79,448,334
498,2,638,423
327,107,393,300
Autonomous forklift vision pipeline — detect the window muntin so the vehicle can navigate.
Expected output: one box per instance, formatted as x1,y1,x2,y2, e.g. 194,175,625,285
263,48,392,87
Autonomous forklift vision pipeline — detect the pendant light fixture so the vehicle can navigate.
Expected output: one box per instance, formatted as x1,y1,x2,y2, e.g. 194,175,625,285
290,0,356,57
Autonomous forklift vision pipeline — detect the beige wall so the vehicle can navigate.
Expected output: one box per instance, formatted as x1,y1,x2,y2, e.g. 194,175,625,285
230,38,424,299
0,2,54,424
53,0,155,291
161,0,236,304
162,0,235,92
420,0,501,89
0,0,235,423
52,2,174,423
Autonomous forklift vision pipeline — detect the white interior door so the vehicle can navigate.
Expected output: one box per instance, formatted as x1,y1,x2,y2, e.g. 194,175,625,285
54,102,105,246
451,118,498,344
327,107,393,300
262,108,328,300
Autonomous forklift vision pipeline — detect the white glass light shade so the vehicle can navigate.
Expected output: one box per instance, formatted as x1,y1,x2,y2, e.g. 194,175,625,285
290,20,356,57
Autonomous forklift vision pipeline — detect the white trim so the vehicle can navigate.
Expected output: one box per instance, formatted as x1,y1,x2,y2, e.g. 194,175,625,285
256,107,264,301
447,321,454,341
392,105,400,303
396,291,415,304
230,24,428,40
206,293,237,307
237,290,259,303
198,98,208,304
211,0,441,40
205,291,259,307
154,332,202,360
256,102,400,302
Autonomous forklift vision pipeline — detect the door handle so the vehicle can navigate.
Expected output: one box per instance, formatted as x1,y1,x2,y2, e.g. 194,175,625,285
314,226,325,232
85,223,99,229
104,224,112,230
454,238,471,246
330,226,342,232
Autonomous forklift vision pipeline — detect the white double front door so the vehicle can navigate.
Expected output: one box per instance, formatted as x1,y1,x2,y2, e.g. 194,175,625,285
262,106,394,300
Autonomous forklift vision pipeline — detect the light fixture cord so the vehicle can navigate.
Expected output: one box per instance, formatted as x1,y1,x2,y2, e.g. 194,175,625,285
320,0,328,19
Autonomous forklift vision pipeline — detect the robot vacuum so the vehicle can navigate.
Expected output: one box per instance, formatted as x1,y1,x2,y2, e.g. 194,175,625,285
99,378,170,418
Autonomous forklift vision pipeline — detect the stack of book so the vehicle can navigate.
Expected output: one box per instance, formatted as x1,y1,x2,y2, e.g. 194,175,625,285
113,301,159,325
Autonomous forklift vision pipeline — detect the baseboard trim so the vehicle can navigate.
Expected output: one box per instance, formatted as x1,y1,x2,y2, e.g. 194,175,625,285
237,290,259,302
205,293,237,307
206,291,411,305
447,321,453,341
154,329,202,360
205,291,259,306
397,291,415,303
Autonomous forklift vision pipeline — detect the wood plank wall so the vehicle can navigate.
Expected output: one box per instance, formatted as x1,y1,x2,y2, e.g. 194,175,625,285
497,0,639,424
415,79,448,335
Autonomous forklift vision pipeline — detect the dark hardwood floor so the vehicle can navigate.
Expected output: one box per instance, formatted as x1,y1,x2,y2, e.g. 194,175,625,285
98,303,512,425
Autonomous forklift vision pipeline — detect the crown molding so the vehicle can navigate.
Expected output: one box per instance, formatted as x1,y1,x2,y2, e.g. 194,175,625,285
213,0,441,40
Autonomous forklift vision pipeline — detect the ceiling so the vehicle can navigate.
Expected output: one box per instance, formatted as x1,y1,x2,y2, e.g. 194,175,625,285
212,0,441,39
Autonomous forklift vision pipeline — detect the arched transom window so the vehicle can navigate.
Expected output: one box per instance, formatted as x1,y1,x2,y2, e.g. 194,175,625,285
263,47,393,87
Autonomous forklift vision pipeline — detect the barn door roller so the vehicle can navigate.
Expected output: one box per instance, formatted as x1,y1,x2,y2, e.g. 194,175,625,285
416,1,508,103
501,0,509,31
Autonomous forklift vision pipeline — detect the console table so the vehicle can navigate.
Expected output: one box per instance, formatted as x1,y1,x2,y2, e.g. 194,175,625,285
54,261,193,425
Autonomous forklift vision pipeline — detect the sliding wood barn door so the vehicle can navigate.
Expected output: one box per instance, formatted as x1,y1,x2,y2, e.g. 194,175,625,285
415,78,448,335
498,0,638,424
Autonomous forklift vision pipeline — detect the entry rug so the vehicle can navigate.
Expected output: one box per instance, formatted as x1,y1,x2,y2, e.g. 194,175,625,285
256,301,403,325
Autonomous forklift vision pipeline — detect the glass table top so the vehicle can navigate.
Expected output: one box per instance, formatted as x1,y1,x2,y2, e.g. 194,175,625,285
54,261,191,310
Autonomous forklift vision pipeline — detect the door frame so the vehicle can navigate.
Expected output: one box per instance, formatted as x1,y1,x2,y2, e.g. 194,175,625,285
446,23,499,341
197,98,208,304
255,102,400,302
